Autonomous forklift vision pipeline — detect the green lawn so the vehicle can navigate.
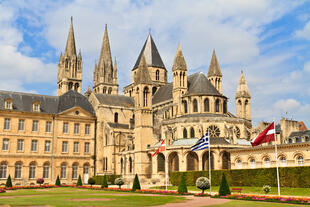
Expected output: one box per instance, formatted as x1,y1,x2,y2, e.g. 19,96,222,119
0,187,186,207
151,186,310,196
206,200,304,207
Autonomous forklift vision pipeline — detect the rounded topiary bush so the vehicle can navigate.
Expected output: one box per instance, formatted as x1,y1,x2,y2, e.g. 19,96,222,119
88,177,96,186
196,177,210,195
115,177,124,189
36,178,44,186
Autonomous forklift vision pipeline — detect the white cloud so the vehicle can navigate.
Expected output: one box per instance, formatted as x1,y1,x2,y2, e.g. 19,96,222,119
274,99,300,112
296,21,310,40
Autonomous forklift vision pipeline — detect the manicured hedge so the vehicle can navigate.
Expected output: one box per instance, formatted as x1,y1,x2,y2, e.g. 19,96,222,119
170,166,310,188
92,175,121,185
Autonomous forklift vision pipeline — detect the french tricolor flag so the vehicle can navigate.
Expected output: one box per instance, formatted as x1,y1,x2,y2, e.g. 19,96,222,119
251,122,275,147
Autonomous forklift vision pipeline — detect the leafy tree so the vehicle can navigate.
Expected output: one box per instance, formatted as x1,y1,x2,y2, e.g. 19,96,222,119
219,173,231,196
55,175,61,186
36,178,44,186
196,177,210,195
77,175,83,186
101,175,108,188
5,175,12,188
131,174,141,192
177,173,188,194
115,178,124,189
88,177,96,187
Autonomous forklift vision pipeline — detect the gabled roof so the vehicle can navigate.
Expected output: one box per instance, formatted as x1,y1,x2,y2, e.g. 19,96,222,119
0,90,95,115
94,94,134,108
133,34,166,70
152,83,173,105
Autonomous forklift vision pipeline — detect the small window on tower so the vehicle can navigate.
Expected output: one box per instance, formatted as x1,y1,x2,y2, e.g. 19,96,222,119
33,102,40,112
4,99,12,110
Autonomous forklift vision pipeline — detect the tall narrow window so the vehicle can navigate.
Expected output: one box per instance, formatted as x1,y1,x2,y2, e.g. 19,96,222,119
215,99,220,112
45,121,51,133
129,157,133,173
0,162,7,178
85,124,90,135
114,113,118,123
223,100,227,113
2,139,9,151
84,142,90,153
4,118,10,130
183,128,188,138
15,162,22,179
62,141,68,153
250,159,255,168
63,122,68,134
61,163,66,178
155,70,159,80
190,127,195,138
204,98,209,112
17,139,24,151
72,164,78,179
44,141,51,152
298,156,304,166
73,142,79,153
32,120,38,132
143,87,149,107
31,140,38,152
74,123,80,134
108,87,112,94
193,99,198,112
43,163,49,178
18,119,25,131
29,162,36,179
183,100,188,113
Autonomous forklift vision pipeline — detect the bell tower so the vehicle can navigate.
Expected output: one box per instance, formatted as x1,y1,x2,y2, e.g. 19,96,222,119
235,71,251,120
207,49,222,94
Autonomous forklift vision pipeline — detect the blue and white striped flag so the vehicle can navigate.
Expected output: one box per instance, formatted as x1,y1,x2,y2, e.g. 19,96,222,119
191,133,209,151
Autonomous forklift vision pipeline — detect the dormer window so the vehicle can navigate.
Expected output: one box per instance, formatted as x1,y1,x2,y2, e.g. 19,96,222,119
33,102,40,112
4,99,12,109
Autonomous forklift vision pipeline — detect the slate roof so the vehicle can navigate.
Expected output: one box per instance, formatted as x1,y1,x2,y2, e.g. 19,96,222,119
108,122,130,129
152,72,223,105
133,34,166,70
0,90,95,115
289,130,310,138
94,94,134,108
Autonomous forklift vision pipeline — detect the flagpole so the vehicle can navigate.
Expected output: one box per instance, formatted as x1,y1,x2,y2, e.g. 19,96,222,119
165,138,168,191
208,129,212,196
274,121,281,196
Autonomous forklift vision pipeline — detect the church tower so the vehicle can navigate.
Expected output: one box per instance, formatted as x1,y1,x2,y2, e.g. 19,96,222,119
93,24,118,94
207,49,222,94
235,71,251,120
133,54,153,177
57,17,82,96
172,44,188,115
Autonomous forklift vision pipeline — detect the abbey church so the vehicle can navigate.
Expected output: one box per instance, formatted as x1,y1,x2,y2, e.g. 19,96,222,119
0,18,309,185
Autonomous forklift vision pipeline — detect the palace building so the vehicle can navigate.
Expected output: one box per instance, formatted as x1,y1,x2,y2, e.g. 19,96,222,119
0,18,309,185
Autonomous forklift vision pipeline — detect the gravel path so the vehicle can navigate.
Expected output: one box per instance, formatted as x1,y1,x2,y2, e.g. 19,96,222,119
151,196,229,207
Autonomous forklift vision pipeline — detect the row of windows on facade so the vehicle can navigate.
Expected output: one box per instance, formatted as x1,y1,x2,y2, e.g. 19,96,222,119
235,155,305,169
2,138,90,154
2,118,90,135
287,136,310,144
4,100,41,112
180,125,222,139
0,162,89,180
94,87,113,94
182,98,227,114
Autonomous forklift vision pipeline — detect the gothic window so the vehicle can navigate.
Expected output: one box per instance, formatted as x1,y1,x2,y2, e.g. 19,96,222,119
280,156,286,167
74,83,79,91
222,151,230,169
245,99,248,117
168,152,179,172
179,72,182,86
68,82,73,90
186,152,198,171
72,163,78,179
183,128,188,138
297,156,304,166
288,138,293,143
143,87,149,107
193,99,198,112
235,127,240,138
129,157,133,173
43,162,49,178
152,87,157,95
157,153,165,172
190,127,195,138
295,137,301,143
114,112,118,123
183,72,186,87
223,100,227,113
202,152,214,170
238,99,242,115
250,159,255,168
0,162,7,178
15,162,22,179
207,125,220,138
61,163,67,178
103,87,107,93
183,100,188,113
156,70,159,81
120,158,124,173
215,99,220,112
29,162,36,179
108,87,112,94
204,98,209,112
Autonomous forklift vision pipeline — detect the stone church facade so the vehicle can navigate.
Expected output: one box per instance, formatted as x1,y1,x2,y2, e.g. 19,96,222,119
0,18,309,185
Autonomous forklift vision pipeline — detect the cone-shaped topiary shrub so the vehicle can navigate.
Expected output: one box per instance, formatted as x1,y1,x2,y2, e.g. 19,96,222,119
55,175,61,186
219,173,231,196
77,175,83,186
5,175,12,188
101,175,108,188
178,173,188,194
131,174,141,191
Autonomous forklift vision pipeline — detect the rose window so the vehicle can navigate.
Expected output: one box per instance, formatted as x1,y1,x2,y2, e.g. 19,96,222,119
207,125,220,138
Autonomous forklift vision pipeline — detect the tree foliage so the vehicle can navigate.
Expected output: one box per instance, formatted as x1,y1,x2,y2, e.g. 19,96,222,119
131,174,141,192
5,175,12,188
219,173,231,196
178,173,188,194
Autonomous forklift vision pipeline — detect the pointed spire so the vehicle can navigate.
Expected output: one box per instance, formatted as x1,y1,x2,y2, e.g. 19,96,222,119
84,85,92,97
236,70,251,98
113,57,118,79
207,49,222,77
98,24,113,76
78,49,82,59
134,54,152,84
133,33,166,70
64,16,77,57
172,43,187,71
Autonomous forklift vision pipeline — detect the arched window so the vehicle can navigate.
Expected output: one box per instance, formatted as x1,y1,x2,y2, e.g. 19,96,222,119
103,87,107,94
237,160,242,169
193,99,198,112
157,153,165,172
250,159,255,168
29,162,36,179
223,100,227,113
120,158,124,173
215,99,220,112
15,162,22,179
0,162,7,179
204,98,209,112
296,137,301,143
155,70,159,81
83,164,89,176
183,128,188,138
183,100,188,113
43,162,49,178
244,99,248,117
72,163,78,179
114,113,118,123
129,157,133,173
152,87,157,95
179,72,182,86
280,156,286,167
190,127,195,138
68,82,73,90
143,87,149,107
186,152,198,171
264,158,270,168
61,163,66,179
288,138,293,143
108,87,112,94
297,156,304,166
74,83,79,91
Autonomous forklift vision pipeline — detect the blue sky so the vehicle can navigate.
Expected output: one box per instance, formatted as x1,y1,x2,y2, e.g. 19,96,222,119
0,0,309,127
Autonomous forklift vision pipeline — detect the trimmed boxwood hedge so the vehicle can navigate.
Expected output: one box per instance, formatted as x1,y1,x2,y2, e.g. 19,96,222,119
92,175,121,185
170,166,310,188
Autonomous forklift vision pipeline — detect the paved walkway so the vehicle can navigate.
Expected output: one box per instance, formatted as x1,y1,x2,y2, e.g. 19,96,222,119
152,196,229,207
